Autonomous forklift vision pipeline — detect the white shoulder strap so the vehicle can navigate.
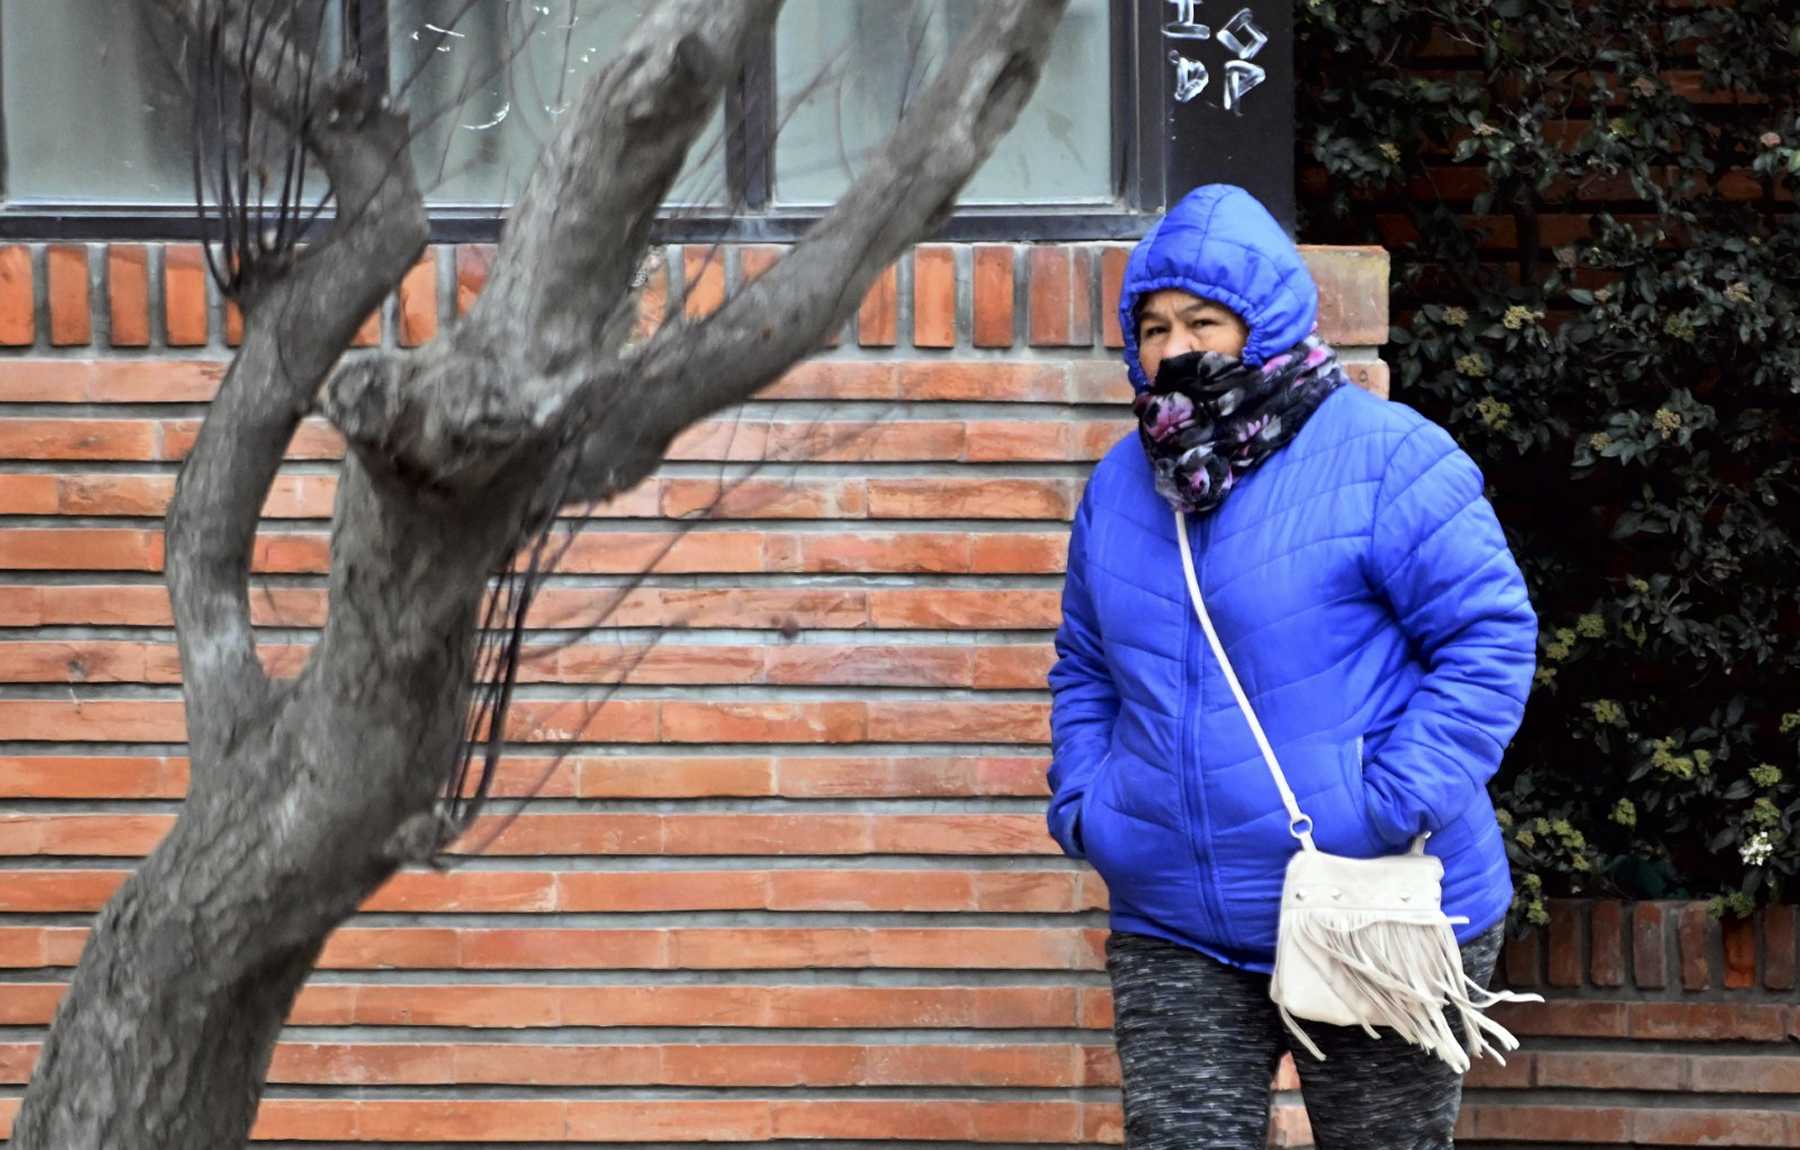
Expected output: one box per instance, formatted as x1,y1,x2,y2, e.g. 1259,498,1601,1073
1175,508,1318,852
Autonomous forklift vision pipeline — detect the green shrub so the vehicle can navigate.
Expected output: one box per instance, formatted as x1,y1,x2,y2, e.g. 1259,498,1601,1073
1294,0,1800,917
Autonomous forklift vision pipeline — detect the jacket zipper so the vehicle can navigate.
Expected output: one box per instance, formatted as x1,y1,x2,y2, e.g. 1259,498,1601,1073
1183,511,1229,948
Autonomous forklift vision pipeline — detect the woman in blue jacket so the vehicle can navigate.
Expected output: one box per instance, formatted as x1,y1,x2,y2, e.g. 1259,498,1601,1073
1047,185,1537,1148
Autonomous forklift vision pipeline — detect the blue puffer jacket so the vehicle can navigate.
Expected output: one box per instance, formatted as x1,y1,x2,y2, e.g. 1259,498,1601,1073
1047,186,1538,972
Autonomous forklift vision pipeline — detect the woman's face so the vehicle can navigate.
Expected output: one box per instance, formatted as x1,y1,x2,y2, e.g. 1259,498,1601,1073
1136,290,1249,381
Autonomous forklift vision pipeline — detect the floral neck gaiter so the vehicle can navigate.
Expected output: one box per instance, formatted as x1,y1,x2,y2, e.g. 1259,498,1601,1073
1133,332,1349,516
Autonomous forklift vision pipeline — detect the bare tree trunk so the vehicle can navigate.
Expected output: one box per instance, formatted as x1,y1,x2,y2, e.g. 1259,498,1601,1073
13,1,1066,1145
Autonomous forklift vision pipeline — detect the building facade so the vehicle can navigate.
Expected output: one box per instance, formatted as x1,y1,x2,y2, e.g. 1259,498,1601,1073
0,3,1791,1147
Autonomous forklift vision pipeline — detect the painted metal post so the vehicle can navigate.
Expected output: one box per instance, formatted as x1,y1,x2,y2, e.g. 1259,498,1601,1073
1144,0,1296,231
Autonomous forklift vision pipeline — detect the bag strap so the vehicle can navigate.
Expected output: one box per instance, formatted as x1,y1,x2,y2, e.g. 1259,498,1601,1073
1175,508,1318,852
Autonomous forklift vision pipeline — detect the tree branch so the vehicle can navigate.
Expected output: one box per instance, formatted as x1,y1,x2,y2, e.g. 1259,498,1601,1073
319,0,1066,509
319,0,778,495
562,0,1068,502
460,0,780,374
150,0,333,130
155,0,428,762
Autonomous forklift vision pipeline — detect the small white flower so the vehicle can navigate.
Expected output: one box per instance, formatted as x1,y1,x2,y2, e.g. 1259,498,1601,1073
1741,831,1775,867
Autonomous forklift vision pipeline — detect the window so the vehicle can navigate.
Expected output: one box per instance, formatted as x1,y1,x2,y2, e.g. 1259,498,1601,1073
388,0,725,206
0,1,1296,239
4,3,232,204
772,0,1114,206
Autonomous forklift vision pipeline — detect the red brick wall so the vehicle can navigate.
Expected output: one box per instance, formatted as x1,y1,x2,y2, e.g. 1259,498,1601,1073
49,238,1800,1148
1469,901,1800,1149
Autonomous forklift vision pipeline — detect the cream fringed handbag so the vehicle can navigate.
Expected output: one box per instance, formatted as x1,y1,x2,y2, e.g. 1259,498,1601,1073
1174,509,1541,1073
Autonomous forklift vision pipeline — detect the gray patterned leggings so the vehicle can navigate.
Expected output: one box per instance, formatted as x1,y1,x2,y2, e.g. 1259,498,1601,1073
1106,924,1505,1150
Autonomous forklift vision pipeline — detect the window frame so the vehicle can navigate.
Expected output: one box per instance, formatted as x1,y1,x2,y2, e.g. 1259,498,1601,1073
0,1,1293,242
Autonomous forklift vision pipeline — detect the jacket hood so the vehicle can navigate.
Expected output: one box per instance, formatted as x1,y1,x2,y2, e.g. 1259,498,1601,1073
1119,184,1319,390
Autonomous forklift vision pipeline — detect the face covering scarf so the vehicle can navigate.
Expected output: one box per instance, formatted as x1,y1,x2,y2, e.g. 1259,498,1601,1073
1133,332,1349,515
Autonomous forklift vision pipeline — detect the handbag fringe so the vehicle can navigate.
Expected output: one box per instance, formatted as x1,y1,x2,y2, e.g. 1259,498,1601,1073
1277,911,1542,1074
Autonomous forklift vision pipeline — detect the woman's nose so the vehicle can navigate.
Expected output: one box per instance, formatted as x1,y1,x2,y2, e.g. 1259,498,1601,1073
1164,327,1197,357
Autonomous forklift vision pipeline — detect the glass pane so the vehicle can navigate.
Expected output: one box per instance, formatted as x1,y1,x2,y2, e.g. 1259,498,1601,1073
2,2,196,203
2,2,340,205
773,0,1112,206
391,0,727,206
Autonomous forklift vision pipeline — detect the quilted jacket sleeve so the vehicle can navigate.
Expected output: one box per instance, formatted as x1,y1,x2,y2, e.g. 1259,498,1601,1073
1363,420,1538,848
1045,492,1121,859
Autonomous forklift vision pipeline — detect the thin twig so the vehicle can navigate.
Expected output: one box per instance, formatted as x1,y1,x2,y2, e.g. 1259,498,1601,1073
442,399,897,862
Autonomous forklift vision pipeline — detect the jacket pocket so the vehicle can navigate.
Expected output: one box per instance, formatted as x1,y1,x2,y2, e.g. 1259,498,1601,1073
1075,752,1114,860
1324,736,1384,858
1334,736,1365,796
1078,752,1113,822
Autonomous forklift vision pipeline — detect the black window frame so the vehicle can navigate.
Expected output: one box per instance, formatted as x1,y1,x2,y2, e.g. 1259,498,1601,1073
0,0,1293,243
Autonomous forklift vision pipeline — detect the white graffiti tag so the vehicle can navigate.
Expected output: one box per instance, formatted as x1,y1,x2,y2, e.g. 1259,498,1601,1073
1224,59,1266,112
1163,3,1271,114
1164,0,1212,39
1218,8,1269,59
1167,49,1210,103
